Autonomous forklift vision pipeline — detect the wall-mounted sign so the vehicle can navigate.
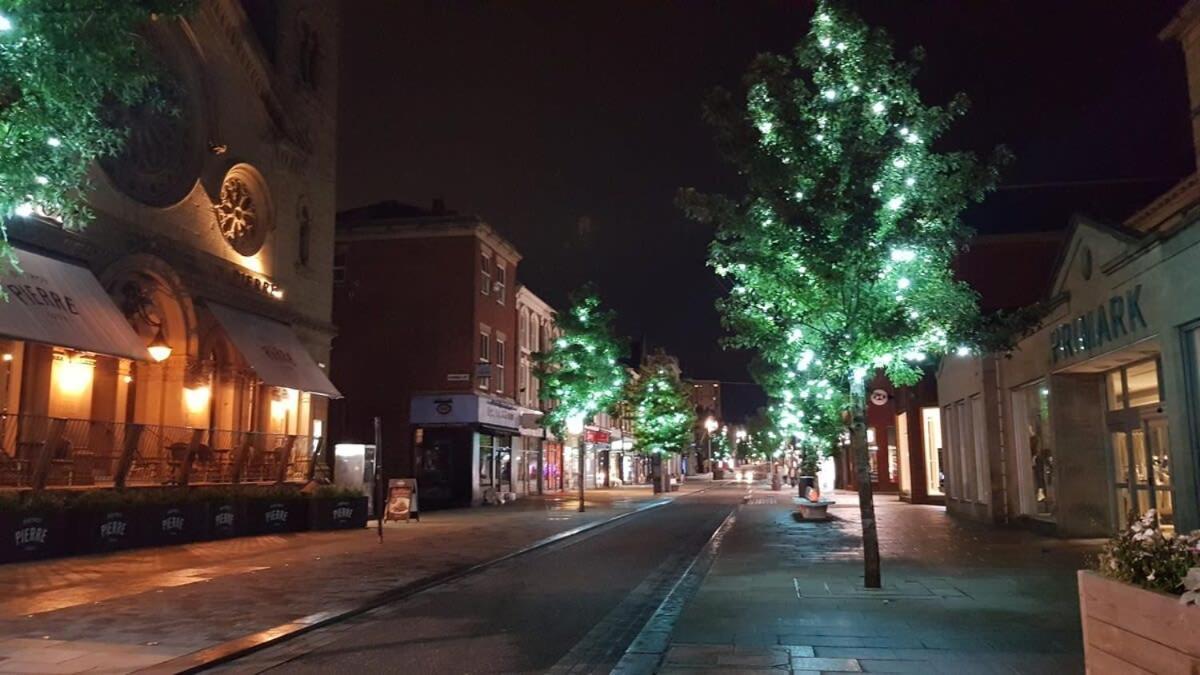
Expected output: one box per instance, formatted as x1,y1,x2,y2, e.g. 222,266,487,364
410,394,521,432
446,373,470,382
475,363,492,378
869,389,889,406
1051,284,1147,365
585,429,611,444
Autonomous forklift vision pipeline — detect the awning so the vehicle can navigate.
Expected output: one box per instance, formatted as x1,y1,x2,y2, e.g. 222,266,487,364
0,247,149,361
207,302,341,398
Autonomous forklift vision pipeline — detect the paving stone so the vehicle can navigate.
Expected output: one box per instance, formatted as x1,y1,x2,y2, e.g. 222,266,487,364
790,655,864,671
662,488,1095,675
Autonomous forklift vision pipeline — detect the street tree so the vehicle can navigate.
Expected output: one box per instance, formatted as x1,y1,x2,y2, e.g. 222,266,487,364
681,1,1004,587
0,1,194,257
629,364,695,473
534,288,627,512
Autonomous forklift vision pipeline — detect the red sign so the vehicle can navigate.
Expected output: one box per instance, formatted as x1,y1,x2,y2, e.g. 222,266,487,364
585,429,611,444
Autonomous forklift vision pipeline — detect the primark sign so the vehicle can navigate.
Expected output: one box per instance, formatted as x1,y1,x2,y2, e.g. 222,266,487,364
1050,284,1147,365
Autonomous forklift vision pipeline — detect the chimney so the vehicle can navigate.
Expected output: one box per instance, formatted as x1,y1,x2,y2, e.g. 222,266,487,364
1163,0,1200,169
431,198,446,215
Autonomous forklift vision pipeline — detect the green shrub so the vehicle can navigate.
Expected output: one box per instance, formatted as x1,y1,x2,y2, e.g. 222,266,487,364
311,486,364,500
1097,510,1200,596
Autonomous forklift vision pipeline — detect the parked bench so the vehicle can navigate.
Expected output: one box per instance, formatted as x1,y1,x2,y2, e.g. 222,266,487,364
795,496,835,520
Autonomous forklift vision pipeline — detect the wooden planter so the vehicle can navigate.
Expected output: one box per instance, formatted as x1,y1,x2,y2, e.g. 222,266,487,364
1078,570,1200,674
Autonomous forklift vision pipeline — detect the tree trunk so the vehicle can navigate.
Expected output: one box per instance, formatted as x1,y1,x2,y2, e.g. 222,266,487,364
849,379,882,588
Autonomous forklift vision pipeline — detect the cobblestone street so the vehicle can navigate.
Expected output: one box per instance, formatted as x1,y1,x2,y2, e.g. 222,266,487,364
661,489,1100,674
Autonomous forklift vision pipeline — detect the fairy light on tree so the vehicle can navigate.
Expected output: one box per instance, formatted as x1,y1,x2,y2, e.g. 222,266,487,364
0,1,193,262
629,365,695,459
681,0,1005,588
534,287,627,512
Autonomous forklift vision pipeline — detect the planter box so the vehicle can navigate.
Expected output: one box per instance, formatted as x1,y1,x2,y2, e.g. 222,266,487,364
206,500,245,540
0,509,66,563
245,499,307,535
144,502,210,546
308,496,368,531
1078,570,1200,674
68,507,145,555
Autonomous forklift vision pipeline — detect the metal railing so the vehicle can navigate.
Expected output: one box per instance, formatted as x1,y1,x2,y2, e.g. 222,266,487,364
0,414,320,490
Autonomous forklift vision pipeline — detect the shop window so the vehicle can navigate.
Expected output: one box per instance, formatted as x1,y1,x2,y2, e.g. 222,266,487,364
971,394,989,504
956,399,975,502
481,252,491,296
1012,382,1054,518
1125,360,1160,408
479,434,494,487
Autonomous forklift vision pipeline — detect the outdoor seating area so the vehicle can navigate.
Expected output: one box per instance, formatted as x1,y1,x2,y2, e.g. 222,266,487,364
0,413,316,490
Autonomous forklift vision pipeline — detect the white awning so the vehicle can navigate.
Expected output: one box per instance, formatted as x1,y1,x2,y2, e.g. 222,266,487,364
0,247,149,361
207,302,341,398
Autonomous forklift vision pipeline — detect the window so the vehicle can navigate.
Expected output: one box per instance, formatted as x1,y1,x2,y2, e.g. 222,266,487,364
495,338,506,393
956,399,975,501
1012,381,1053,518
495,263,506,304
478,332,490,390
971,394,989,504
519,310,529,350
479,434,494,487
519,362,529,405
481,252,491,296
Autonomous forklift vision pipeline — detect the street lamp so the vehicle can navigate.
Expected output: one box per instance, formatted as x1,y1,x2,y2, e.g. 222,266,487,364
567,412,586,513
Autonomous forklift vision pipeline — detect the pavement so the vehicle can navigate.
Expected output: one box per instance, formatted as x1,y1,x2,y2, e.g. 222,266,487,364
0,482,713,674
657,488,1099,675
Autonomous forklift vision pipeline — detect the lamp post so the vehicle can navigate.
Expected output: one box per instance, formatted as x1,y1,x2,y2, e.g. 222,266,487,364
567,412,586,513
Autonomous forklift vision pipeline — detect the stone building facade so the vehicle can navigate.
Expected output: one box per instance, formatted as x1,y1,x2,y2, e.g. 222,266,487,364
1,0,340,489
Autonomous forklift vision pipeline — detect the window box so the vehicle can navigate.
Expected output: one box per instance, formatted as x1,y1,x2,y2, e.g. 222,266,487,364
1078,570,1200,672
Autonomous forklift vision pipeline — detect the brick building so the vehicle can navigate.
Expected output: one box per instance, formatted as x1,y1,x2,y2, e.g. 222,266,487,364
331,202,525,508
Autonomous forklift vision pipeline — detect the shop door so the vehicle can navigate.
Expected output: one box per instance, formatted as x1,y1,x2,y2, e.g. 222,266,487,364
1105,359,1173,531
1110,416,1173,531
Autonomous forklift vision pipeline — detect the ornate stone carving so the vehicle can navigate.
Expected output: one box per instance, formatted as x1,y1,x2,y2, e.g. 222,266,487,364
213,165,272,257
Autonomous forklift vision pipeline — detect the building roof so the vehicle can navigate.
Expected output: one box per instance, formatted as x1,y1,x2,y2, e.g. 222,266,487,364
335,200,523,263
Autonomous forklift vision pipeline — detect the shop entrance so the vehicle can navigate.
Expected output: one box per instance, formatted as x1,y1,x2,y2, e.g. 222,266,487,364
1106,359,1174,531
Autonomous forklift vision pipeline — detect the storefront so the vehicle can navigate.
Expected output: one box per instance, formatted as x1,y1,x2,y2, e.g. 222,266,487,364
410,393,521,507
543,440,563,492
0,247,339,489
938,216,1200,535
514,407,544,497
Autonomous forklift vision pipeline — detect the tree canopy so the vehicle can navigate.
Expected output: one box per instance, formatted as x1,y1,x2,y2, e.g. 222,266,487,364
533,288,627,438
629,365,695,455
0,0,193,251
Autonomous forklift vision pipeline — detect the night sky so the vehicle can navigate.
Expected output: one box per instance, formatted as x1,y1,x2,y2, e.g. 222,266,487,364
337,1,1192,421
